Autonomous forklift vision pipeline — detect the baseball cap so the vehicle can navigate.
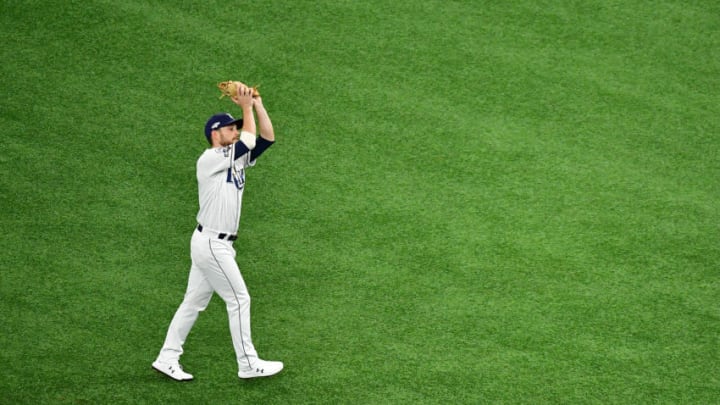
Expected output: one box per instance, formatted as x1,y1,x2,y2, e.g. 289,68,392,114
204,113,243,139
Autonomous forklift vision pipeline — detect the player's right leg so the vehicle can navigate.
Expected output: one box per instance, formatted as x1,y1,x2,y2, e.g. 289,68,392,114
156,264,213,363
153,239,214,381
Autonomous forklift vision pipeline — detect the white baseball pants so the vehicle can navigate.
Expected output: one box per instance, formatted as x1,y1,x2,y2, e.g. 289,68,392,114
156,228,258,371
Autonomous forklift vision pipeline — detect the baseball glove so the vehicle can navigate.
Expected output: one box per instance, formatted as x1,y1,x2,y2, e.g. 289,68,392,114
218,81,260,99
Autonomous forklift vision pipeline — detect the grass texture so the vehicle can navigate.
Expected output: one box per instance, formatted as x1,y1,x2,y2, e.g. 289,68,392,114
1,0,718,403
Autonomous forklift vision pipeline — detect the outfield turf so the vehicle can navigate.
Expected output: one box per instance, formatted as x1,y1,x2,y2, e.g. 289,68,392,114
1,0,718,403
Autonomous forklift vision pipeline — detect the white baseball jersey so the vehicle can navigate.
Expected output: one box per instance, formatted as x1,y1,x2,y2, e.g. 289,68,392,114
195,133,258,234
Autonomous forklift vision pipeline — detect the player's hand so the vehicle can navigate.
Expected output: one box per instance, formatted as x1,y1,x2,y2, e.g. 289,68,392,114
231,82,253,108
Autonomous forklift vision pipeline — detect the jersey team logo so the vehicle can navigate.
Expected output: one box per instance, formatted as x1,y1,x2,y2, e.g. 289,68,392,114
227,166,245,190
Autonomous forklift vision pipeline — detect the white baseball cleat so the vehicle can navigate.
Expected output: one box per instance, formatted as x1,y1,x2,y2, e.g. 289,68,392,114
238,359,284,379
152,360,194,381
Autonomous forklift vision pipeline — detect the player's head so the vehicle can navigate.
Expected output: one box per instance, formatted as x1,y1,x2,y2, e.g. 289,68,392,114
204,113,243,146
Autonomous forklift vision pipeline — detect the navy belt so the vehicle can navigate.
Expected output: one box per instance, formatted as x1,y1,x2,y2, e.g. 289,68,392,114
197,224,237,241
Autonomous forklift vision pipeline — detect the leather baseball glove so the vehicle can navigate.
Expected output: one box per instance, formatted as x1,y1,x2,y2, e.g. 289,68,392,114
218,81,260,99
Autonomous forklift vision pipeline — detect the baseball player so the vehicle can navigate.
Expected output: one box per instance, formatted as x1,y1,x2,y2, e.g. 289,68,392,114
152,83,282,380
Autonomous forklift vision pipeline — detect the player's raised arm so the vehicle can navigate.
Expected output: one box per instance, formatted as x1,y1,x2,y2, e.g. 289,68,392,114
250,96,275,162
226,82,256,156
230,82,256,136
254,97,274,142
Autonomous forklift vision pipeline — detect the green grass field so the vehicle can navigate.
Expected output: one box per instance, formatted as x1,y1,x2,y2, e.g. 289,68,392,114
2,0,718,403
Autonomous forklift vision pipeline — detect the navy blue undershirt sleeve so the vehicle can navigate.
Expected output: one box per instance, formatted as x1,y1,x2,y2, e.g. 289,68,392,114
250,137,275,161
233,141,251,160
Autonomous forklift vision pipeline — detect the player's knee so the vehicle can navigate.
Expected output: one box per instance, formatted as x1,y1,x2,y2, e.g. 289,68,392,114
182,293,212,312
181,300,209,313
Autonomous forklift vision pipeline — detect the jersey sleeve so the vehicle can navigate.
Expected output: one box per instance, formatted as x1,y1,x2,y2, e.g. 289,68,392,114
233,131,254,160
250,137,275,163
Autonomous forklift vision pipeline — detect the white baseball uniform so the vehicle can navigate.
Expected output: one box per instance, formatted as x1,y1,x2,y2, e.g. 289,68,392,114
156,132,274,373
